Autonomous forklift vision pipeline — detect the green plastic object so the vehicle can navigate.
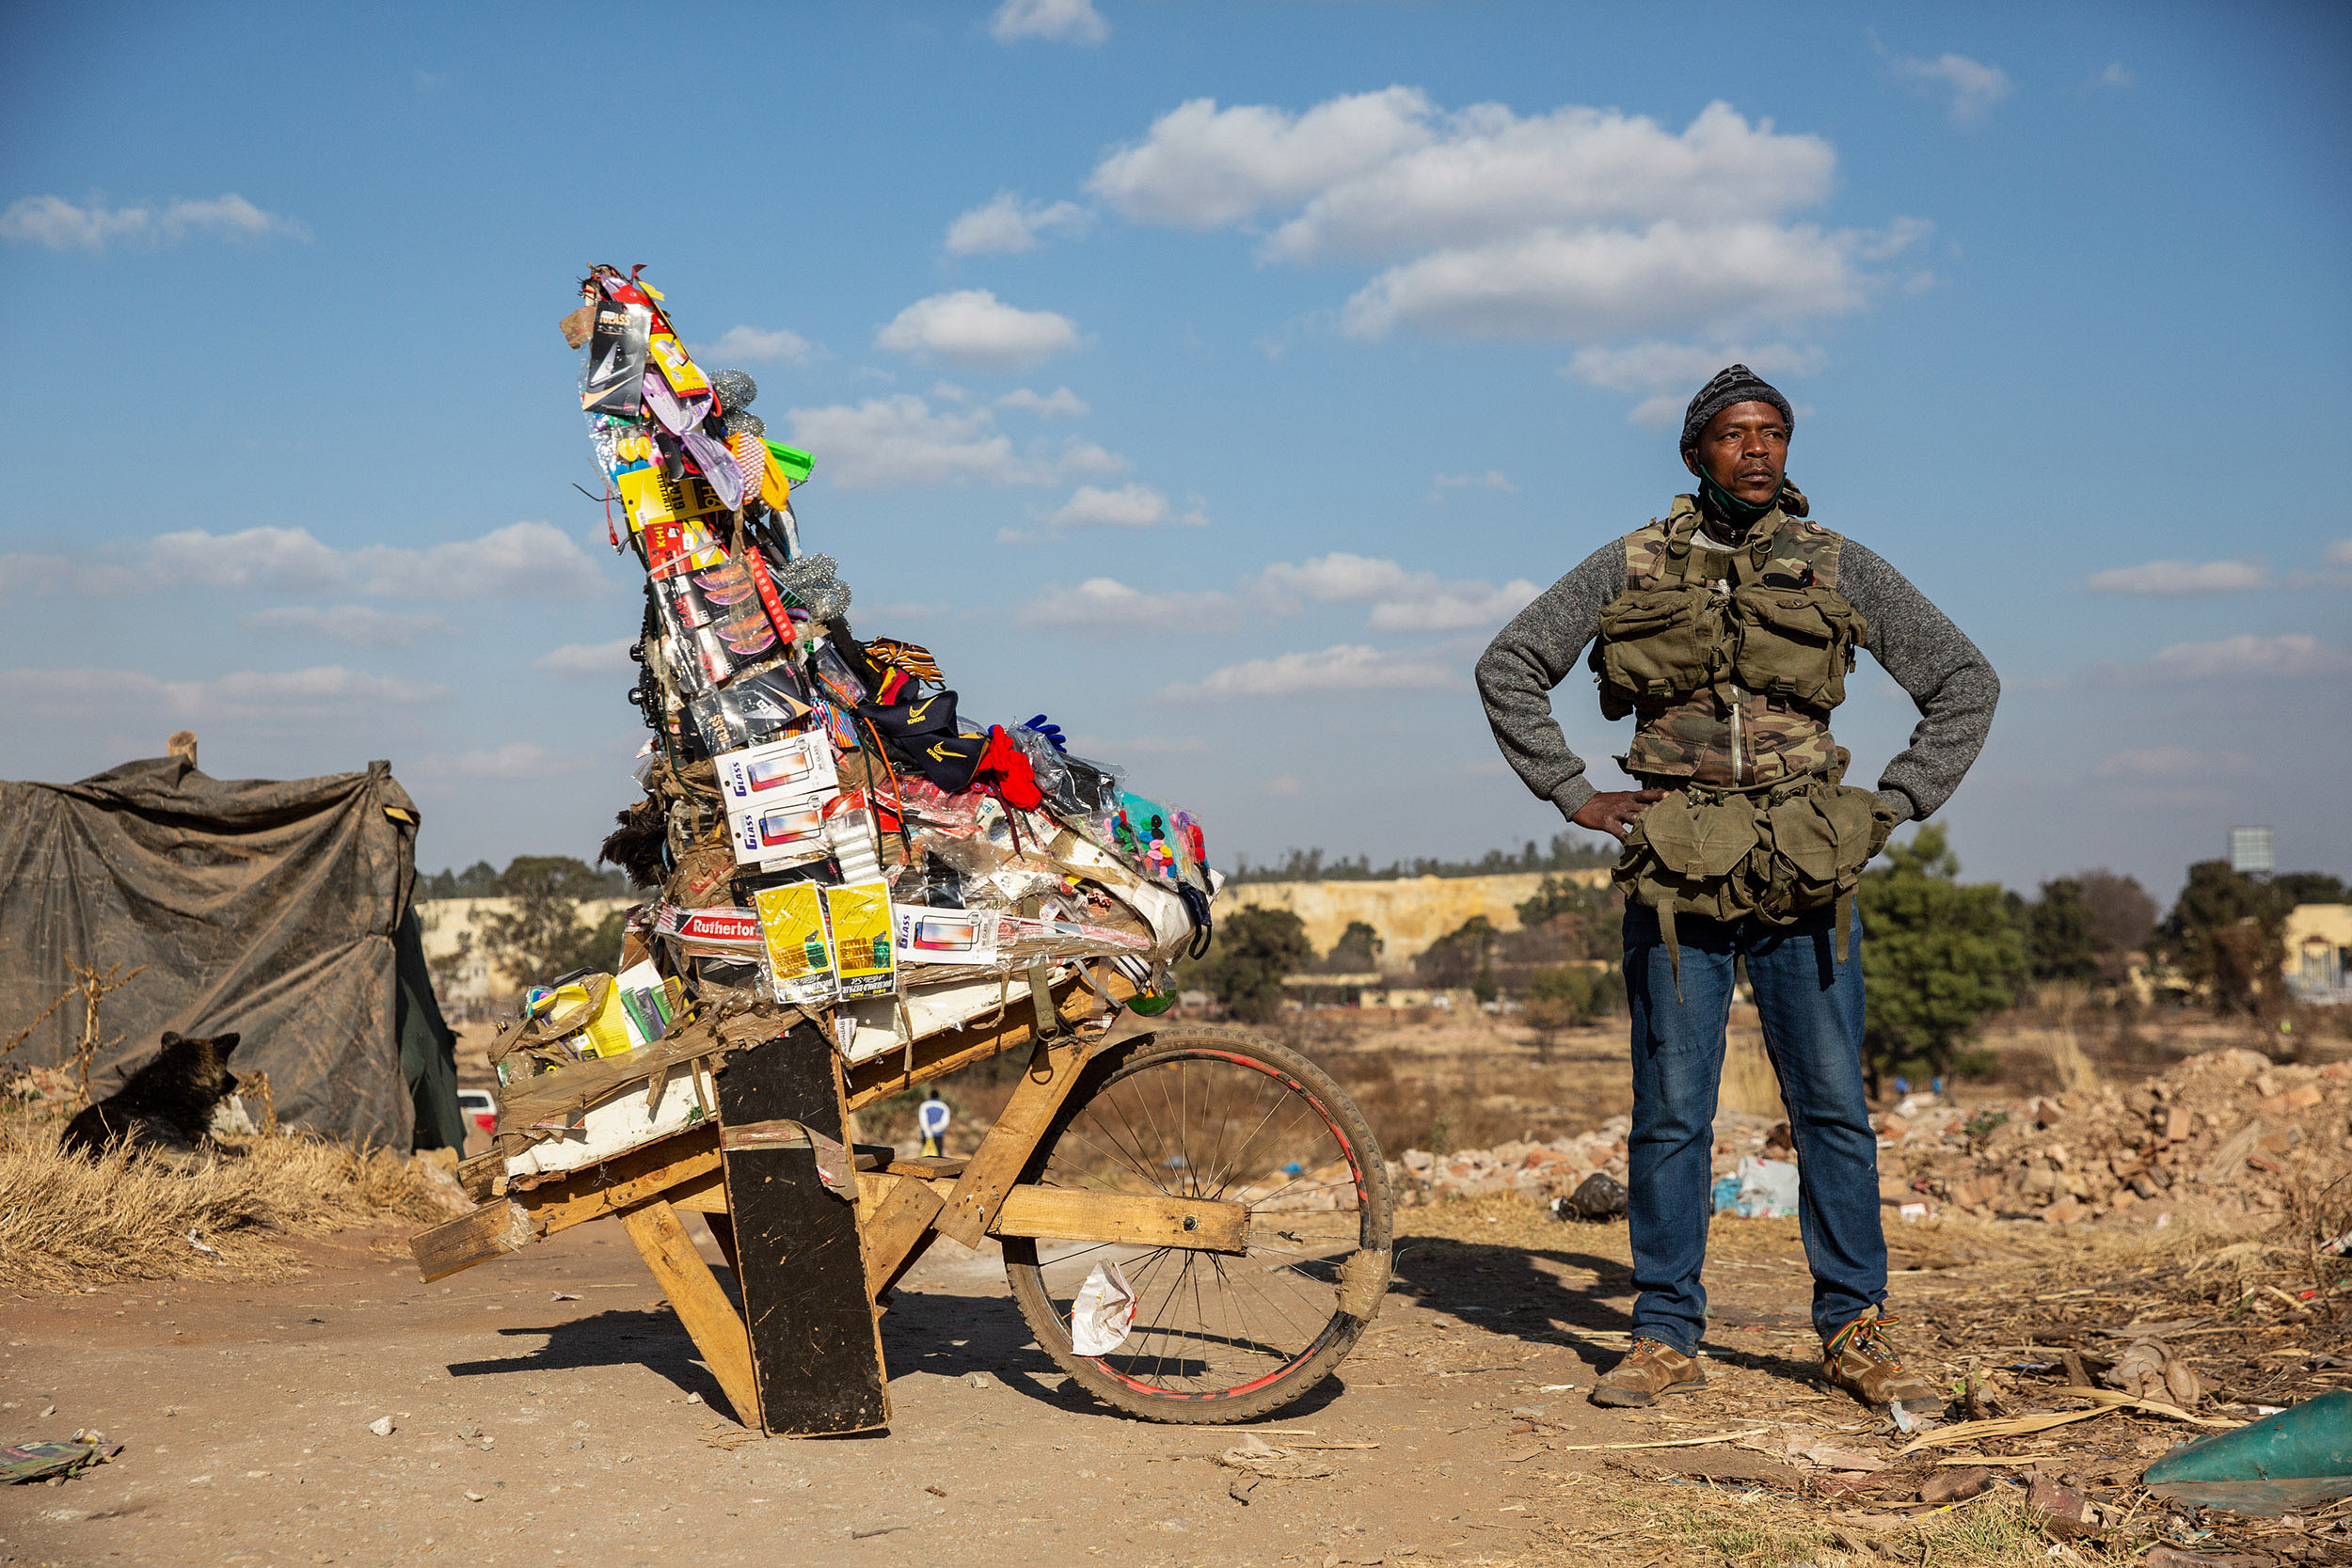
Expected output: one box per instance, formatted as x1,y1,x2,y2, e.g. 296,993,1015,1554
763,439,816,483
2143,1390,2352,1483
1127,991,1177,1017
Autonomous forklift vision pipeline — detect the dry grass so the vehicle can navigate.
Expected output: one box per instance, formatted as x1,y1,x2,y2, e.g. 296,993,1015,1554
0,1110,468,1292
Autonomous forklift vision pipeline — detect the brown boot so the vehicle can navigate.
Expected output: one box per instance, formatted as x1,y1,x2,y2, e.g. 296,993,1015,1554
1823,1308,1940,1408
1591,1338,1707,1408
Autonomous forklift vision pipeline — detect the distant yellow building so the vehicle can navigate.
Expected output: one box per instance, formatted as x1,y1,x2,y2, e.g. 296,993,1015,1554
1224,869,1610,974
2285,903,2352,1002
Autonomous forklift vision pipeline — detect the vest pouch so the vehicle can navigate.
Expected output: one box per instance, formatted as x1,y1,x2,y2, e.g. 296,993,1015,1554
1765,782,1880,892
1633,790,1760,881
1732,586,1867,710
1596,585,1716,706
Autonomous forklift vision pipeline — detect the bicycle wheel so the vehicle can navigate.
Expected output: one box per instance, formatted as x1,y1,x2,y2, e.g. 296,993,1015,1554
1002,1024,1391,1423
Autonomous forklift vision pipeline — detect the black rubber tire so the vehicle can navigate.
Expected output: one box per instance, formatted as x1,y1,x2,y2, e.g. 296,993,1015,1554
1002,1023,1393,1424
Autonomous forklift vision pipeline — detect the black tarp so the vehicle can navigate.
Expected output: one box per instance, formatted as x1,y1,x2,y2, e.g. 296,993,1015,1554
0,755,456,1147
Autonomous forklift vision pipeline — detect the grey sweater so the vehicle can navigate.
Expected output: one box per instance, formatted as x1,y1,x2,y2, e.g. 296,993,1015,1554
1475,517,1998,826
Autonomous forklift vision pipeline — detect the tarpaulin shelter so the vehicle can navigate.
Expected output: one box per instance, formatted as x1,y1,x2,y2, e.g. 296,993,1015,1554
0,754,464,1148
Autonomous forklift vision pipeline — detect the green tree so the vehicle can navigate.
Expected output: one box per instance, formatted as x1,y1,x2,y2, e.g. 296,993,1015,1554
1857,825,2027,1084
2163,860,2286,1014
1522,964,1598,1062
1323,920,1384,974
480,858,626,990
495,855,625,899
1415,916,1502,1001
2274,871,2348,909
2025,878,2103,984
1188,908,1312,1022
2076,868,2157,959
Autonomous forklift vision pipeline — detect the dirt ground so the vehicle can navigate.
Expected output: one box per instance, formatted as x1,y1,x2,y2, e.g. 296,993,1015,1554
8,1007,2351,1567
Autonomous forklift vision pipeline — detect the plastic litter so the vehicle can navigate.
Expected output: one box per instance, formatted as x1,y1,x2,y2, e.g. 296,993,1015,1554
1069,1261,1139,1356
1714,1155,1800,1218
1550,1172,1628,1222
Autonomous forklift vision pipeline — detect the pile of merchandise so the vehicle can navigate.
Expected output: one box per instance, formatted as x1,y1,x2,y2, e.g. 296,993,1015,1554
488,267,1216,1173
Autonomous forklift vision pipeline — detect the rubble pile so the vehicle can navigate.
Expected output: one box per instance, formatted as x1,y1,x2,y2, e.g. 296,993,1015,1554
1884,1048,2352,1227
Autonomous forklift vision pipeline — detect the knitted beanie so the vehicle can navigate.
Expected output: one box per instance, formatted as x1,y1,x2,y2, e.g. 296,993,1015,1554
1680,365,1794,452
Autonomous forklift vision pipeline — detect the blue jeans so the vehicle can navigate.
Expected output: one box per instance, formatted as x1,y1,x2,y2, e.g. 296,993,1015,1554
1621,901,1885,1353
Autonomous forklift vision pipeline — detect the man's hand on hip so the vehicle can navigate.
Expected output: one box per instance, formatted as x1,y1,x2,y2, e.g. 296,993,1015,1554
1574,788,1665,840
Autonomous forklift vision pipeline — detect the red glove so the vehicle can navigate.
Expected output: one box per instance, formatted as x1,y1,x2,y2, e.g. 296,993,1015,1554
972,725,1043,810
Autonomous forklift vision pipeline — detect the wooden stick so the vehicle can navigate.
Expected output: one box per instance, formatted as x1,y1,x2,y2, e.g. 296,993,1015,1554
621,1198,761,1430
1548,1429,1771,1452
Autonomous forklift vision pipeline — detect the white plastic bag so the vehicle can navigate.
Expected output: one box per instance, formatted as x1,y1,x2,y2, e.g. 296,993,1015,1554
1069,1261,1138,1356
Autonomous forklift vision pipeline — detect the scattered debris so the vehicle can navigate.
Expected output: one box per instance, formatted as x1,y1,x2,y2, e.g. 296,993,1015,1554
2,1437,119,1484
367,1416,394,1437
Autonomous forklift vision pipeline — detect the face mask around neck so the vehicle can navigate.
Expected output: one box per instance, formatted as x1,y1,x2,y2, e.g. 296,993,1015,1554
1693,468,1779,534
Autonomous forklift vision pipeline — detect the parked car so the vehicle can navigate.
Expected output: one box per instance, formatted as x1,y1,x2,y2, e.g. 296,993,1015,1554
456,1087,498,1137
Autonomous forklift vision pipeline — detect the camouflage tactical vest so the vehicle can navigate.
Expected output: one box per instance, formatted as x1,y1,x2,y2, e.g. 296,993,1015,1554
1591,496,1888,987
1591,495,1865,789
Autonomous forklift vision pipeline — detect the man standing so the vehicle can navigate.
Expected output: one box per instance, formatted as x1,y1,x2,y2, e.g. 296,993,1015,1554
1475,367,1997,1410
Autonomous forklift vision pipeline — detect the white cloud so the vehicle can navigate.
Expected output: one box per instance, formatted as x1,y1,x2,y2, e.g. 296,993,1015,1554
150,526,349,592
2328,539,2352,567
1428,469,1518,499
242,605,448,647
2101,633,2352,685
1891,52,2015,124
1020,577,1240,634
2084,559,2270,595
1264,774,1306,798
876,290,1084,369
699,325,810,365
352,521,605,599
0,665,450,724
1367,579,1540,633
990,0,1107,45
533,639,635,678
414,742,569,780
997,386,1089,418
1043,483,1207,531
1055,441,1129,476
1087,90,1922,354
0,193,308,252
1256,552,1424,606
12,521,602,604
1341,218,1876,341
1252,551,1535,633
944,192,1095,256
1262,99,1838,262
1160,642,1462,702
1089,87,1437,230
2096,62,2133,89
787,394,1050,490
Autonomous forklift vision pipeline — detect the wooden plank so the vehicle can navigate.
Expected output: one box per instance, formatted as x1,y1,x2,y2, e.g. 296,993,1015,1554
717,1023,891,1436
931,1034,1092,1249
885,1155,967,1180
456,1150,502,1202
510,1124,721,1240
409,1197,535,1283
842,966,1133,1113
991,1185,1248,1254
620,1199,762,1429
860,1177,946,1302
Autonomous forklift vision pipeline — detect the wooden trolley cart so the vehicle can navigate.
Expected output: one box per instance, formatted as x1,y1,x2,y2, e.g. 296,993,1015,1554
409,970,1392,1436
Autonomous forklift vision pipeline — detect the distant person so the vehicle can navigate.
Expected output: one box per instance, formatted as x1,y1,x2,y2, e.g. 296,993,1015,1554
1477,365,1997,1412
917,1090,950,1159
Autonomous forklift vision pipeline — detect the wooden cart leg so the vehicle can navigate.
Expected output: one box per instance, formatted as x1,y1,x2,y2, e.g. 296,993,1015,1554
620,1198,762,1428
716,1022,891,1435
932,1034,1089,1249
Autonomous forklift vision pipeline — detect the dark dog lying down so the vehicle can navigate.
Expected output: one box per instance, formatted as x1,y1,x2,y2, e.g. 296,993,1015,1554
60,1031,241,1159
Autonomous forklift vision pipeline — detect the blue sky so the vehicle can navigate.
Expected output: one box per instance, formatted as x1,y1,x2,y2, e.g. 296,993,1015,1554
3,1,2346,903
